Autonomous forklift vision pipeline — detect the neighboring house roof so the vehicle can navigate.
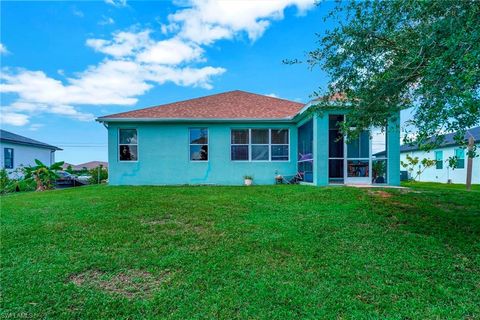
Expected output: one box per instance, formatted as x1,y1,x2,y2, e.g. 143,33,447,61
62,162,75,169
0,129,62,150
62,161,108,170
97,90,305,121
400,126,480,153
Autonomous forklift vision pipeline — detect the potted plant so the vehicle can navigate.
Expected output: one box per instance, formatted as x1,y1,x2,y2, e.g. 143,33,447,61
243,175,253,186
275,174,283,184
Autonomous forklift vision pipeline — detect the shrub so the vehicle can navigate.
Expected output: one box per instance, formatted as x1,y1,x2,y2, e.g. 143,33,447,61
400,155,436,181
23,159,64,191
0,169,11,194
88,165,108,184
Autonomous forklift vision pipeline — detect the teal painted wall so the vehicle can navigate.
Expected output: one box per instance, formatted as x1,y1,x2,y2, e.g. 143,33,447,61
387,115,401,186
106,111,400,186
314,112,330,186
306,109,400,186
107,122,298,185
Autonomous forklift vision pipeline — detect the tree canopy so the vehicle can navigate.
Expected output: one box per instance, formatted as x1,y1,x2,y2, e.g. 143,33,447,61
300,0,480,152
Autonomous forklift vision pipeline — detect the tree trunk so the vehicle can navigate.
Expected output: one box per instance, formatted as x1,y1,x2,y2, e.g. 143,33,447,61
466,137,474,191
34,175,45,192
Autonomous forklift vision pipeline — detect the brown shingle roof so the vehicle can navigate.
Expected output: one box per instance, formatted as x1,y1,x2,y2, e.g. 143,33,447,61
98,90,304,121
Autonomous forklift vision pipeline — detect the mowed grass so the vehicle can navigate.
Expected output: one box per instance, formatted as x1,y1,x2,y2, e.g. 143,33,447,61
1,184,479,319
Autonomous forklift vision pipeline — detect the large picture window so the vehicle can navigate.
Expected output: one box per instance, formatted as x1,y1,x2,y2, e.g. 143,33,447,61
190,128,208,161
119,129,138,161
231,128,289,161
4,148,13,169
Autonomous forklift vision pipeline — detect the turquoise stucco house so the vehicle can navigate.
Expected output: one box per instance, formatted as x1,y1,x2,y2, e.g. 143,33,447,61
97,90,400,186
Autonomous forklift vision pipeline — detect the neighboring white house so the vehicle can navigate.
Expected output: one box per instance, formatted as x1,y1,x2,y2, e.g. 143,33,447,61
399,126,480,184
0,129,61,176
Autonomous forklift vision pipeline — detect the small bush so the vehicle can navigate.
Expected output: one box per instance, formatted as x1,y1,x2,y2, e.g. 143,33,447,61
0,169,11,194
0,169,36,194
88,166,108,184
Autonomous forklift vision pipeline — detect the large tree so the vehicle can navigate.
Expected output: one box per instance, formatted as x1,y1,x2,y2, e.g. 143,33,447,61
299,0,479,154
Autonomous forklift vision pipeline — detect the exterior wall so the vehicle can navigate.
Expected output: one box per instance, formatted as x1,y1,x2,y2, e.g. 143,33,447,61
314,111,335,186
387,116,401,186
400,145,480,184
0,142,55,176
106,112,401,186
107,122,298,185
311,110,400,186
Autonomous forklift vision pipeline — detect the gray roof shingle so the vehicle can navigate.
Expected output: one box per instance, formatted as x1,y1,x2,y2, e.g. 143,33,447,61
0,130,62,150
400,126,480,153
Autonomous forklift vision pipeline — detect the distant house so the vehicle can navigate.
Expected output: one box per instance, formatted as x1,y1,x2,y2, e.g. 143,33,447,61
63,161,108,171
97,90,400,186
0,130,61,174
398,127,480,184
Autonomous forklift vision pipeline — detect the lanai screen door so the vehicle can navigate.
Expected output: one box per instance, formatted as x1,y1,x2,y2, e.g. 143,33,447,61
345,130,371,184
298,119,314,183
328,115,345,183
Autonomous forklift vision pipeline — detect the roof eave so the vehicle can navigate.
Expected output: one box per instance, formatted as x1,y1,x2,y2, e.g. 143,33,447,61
400,140,480,153
292,100,353,121
0,138,62,151
96,117,296,123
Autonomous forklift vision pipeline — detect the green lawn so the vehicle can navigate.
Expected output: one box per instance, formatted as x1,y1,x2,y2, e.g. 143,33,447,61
1,184,479,319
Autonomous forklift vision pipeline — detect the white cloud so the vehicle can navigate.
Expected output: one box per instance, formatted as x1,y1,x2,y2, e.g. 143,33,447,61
105,0,127,7
145,65,225,89
99,16,115,26
1,0,314,126
0,112,29,126
28,124,44,131
265,93,279,98
86,30,152,58
0,57,224,125
0,43,9,55
164,0,315,45
137,38,204,65
1,101,95,125
72,8,84,18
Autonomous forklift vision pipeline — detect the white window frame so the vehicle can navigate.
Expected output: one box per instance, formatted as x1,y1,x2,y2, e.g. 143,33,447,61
454,148,465,169
230,128,290,162
270,129,290,162
251,129,270,162
4,148,14,169
231,128,250,162
118,128,139,162
189,128,209,162
435,150,443,170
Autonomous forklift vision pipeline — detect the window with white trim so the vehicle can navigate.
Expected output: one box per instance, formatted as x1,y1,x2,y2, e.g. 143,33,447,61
455,148,465,169
271,129,289,161
4,148,14,169
251,129,269,161
435,150,443,169
231,129,249,161
119,129,138,161
230,128,289,161
190,128,208,161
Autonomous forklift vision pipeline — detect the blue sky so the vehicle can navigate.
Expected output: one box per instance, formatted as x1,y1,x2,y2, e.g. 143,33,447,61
1,0,347,163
